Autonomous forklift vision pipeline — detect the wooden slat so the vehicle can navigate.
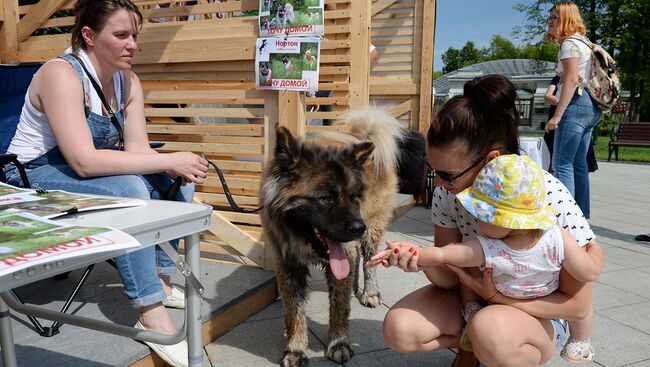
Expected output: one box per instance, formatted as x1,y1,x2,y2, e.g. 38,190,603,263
17,0,67,42
372,0,398,16
217,212,262,226
1,0,19,62
147,123,263,136
387,100,413,118
370,81,418,95
39,15,74,29
144,107,264,118
208,211,267,268
156,141,262,155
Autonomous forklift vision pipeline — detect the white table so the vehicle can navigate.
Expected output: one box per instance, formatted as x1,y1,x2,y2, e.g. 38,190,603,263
0,199,212,367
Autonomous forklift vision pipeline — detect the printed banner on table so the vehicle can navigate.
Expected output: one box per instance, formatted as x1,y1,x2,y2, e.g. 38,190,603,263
0,212,141,277
259,0,324,37
256,37,321,92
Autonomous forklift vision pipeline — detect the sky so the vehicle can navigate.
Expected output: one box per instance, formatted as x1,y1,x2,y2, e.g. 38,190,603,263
434,0,534,71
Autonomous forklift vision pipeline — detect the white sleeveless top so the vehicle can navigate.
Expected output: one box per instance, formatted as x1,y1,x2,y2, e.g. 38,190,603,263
478,226,564,299
7,49,124,163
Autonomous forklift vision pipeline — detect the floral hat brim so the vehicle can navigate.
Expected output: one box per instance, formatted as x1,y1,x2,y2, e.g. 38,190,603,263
456,190,557,230
455,154,556,230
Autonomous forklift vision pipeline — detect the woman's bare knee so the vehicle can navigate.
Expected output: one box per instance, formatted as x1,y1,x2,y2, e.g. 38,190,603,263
382,286,464,353
383,308,419,352
468,306,551,367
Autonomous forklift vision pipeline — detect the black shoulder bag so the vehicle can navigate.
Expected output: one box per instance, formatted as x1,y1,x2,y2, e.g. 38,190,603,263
68,53,124,150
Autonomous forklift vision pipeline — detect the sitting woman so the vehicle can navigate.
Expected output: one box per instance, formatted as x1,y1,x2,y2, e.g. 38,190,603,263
3,1,208,366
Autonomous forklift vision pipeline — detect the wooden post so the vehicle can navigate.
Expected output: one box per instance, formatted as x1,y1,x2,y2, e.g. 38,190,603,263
0,0,18,63
278,90,306,138
348,0,371,108
264,92,279,161
418,0,436,133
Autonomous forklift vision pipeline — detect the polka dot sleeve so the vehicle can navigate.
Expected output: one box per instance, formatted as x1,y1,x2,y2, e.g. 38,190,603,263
542,172,596,246
431,186,458,228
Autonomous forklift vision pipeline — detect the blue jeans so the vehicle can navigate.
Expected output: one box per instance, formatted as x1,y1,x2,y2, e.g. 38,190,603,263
4,163,195,308
551,318,569,350
552,91,602,218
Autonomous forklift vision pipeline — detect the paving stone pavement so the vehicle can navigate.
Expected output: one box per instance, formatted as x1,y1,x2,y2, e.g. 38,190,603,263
205,161,650,367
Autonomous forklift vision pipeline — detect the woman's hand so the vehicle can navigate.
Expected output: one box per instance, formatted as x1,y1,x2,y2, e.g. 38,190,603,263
445,264,498,302
545,115,561,132
167,152,209,184
366,240,420,272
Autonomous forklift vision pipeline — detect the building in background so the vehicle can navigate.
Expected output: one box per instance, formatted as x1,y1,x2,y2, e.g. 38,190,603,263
433,59,556,131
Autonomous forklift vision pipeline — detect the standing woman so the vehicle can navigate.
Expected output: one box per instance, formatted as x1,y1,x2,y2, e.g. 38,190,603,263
3,1,208,366
545,1,602,219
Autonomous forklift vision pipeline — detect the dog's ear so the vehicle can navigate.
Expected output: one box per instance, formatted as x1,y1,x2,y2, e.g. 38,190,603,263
351,141,374,165
275,125,300,162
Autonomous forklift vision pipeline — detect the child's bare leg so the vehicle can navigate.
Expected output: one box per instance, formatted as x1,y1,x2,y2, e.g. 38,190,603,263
562,306,595,362
568,306,593,341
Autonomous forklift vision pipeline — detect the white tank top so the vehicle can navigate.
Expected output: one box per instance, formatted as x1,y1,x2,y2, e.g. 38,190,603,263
478,226,565,299
7,50,124,163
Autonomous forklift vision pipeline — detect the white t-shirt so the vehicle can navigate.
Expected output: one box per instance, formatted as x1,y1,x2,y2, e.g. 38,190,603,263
479,226,564,299
555,33,592,96
431,170,595,246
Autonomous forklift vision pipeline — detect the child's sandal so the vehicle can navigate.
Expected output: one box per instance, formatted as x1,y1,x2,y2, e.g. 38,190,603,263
459,301,482,353
561,337,595,363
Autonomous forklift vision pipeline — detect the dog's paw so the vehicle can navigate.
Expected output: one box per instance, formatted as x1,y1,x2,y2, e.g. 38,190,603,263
358,291,382,308
325,340,354,363
281,350,309,367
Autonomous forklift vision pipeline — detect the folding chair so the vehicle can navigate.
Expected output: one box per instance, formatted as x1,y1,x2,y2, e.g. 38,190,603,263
0,63,118,337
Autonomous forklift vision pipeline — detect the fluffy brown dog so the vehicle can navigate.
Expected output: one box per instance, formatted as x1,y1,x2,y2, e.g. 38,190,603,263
260,107,403,367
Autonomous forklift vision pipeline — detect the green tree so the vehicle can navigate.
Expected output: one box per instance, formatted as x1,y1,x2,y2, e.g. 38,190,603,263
459,41,485,66
441,41,488,73
486,35,520,60
441,47,463,74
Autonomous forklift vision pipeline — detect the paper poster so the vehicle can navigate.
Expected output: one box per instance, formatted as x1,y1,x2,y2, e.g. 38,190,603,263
256,37,321,92
0,182,145,219
259,0,324,37
0,212,141,276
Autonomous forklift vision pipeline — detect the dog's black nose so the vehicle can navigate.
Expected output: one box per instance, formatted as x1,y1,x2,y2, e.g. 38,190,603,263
349,220,366,236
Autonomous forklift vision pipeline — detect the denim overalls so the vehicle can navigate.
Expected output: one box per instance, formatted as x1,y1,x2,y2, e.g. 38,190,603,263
3,54,193,309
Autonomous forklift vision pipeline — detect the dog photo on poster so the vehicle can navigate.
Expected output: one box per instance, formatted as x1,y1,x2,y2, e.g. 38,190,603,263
259,0,324,37
256,37,320,92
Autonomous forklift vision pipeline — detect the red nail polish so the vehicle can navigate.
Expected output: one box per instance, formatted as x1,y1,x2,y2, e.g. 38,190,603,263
413,251,418,256
394,248,400,254
408,247,414,253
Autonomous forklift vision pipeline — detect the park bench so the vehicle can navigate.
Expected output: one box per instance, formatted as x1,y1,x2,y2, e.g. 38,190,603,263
608,122,650,161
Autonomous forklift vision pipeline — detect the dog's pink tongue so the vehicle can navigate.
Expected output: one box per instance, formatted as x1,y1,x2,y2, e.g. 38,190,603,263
325,238,349,280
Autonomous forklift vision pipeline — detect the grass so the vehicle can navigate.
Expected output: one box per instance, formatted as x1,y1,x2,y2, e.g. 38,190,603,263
592,136,650,163
521,132,650,163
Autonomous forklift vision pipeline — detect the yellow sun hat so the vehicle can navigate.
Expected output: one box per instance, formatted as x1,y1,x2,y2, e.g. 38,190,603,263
455,154,556,230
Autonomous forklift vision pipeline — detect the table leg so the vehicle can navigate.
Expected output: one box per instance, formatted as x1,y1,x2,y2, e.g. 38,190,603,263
185,233,203,367
0,297,17,367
